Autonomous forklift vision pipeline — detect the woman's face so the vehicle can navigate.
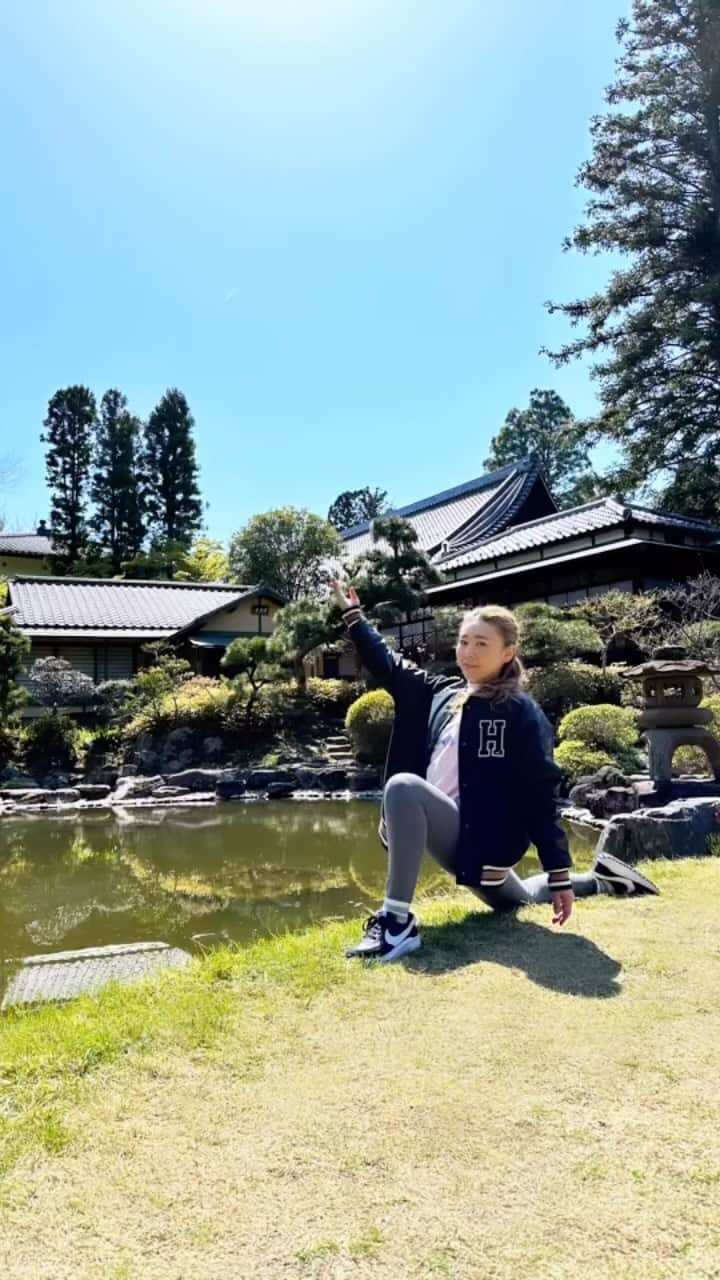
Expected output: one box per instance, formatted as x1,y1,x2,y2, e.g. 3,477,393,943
456,619,516,684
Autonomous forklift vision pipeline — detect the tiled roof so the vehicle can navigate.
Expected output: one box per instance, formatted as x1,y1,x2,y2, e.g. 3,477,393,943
341,460,544,560
8,577,256,634
0,533,54,557
436,498,720,571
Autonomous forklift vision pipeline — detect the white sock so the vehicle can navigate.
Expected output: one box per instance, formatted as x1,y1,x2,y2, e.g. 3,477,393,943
382,897,411,922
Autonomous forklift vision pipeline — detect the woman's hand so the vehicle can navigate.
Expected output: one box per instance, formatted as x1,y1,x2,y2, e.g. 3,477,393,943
551,889,574,926
330,577,361,613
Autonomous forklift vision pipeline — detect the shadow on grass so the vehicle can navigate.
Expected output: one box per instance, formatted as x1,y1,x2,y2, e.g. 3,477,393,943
405,911,622,999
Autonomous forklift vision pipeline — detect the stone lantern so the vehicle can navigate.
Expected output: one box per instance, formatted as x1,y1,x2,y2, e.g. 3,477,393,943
625,645,720,785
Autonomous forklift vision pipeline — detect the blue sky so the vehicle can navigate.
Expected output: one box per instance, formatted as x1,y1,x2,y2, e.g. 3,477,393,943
0,0,626,542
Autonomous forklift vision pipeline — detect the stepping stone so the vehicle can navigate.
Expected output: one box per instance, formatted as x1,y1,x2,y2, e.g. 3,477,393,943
1,941,192,1012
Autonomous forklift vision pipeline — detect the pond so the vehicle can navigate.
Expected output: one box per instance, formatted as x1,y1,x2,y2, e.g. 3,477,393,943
0,800,596,977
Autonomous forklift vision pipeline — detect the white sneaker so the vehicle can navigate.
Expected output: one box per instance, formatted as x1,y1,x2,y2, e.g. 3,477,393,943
594,852,659,897
345,910,422,962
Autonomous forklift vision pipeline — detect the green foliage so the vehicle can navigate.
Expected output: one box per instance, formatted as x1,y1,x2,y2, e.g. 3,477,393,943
553,740,616,783
304,677,362,713
42,385,97,566
269,598,339,687
0,722,21,772
222,635,283,714
484,389,600,507
228,507,341,600
569,591,661,667
515,602,601,667
526,662,625,721
142,388,202,550
128,675,235,736
26,656,97,710
352,515,441,625
345,689,394,763
327,487,390,530
547,1,720,491
89,389,145,572
558,703,639,752
0,613,29,720
130,643,193,724
23,713,80,773
173,537,230,583
93,679,135,724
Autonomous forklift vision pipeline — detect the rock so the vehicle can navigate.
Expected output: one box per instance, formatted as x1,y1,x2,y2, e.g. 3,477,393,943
42,771,72,790
597,797,720,862
202,736,224,761
246,769,298,790
119,764,138,778
12,789,53,806
595,764,630,788
14,788,79,806
294,766,348,791
266,781,296,798
346,767,382,791
86,765,120,787
111,775,165,802
164,768,224,792
76,784,112,800
216,776,247,800
0,767,35,788
160,752,194,775
153,786,191,798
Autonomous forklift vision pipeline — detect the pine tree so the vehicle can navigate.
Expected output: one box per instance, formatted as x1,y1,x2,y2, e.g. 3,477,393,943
41,386,97,566
547,0,720,491
353,515,441,638
327,487,391,529
484,389,600,507
89,389,146,572
142,389,203,553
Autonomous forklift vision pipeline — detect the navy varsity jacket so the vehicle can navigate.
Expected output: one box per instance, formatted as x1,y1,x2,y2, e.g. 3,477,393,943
345,612,572,885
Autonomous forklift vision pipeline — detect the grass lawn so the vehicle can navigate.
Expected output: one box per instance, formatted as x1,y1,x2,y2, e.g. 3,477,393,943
1,858,719,1279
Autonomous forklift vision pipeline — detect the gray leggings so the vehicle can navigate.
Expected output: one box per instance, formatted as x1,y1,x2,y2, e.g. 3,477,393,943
384,773,600,910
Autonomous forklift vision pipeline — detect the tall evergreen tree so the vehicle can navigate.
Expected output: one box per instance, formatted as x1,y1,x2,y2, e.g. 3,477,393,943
547,0,720,492
327,487,391,530
89,389,146,572
484,389,600,507
142,389,203,552
41,386,97,565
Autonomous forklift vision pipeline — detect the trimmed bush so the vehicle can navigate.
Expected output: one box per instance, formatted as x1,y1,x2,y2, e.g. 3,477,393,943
526,662,625,721
558,704,638,752
554,740,616,783
304,678,362,713
345,689,394,763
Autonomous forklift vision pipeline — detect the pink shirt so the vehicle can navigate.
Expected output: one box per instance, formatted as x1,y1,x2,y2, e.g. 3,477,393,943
426,712,461,802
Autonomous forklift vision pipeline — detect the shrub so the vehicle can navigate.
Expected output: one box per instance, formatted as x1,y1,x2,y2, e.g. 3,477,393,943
94,679,135,722
345,689,394,763
515,602,602,667
558,704,639,752
526,662,625,721
303,677,363,713
22,713,80,773
554,740,616,783
0,722,21,772
26,656,97,709
127,676,236,736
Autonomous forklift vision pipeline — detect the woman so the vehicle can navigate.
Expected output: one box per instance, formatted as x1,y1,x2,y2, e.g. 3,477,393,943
331,578,658,962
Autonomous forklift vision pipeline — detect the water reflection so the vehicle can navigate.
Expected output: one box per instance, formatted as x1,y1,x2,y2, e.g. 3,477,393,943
0,801,595,987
